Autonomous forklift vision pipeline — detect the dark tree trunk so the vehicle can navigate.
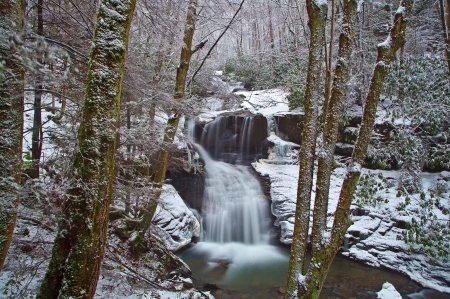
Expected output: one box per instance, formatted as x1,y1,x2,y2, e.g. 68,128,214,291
290,1,413,298
285,1,328,297
31,0,44,178
130,0,198,251
439,0,450,74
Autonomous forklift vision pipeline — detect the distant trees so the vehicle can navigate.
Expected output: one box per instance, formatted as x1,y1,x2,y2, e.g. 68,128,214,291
36,0,137,297
128,0,199,252
0,0,26,270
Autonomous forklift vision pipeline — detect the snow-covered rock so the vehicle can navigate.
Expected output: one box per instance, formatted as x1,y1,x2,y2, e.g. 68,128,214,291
151,184,201,252
377,282,402,299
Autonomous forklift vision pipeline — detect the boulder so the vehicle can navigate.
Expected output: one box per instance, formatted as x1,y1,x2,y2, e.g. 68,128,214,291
151,184,201,252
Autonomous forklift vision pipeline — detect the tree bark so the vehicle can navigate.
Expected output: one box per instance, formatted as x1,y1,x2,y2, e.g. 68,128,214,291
0,0,26,270
439,0,450,74
297,1,412,298
323,0,335,116
36,0,136,297
31,0,44,179
285,1,327,297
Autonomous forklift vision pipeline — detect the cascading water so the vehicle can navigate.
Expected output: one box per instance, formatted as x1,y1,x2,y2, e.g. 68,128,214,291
196,145,269,244
179,116,289,295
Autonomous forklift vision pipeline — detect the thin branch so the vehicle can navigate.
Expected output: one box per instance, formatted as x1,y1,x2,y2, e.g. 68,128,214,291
24,36,89,60
24,88,80,105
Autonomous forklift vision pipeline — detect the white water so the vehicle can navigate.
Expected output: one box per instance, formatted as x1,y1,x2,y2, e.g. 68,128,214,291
196,145,270,244
182,144,289,291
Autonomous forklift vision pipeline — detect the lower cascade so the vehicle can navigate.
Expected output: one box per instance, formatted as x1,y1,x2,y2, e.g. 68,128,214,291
196,145,269,244
180,143,289,294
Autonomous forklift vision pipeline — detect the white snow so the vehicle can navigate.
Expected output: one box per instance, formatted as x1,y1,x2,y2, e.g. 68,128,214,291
234,88,290,116
377,282,402,299
378,36,392,49
138,289,214,299
396,6,406,16
151,184,201,252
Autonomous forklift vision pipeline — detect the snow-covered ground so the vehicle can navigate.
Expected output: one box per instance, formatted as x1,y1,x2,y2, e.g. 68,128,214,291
0,184,208,298
7,82,449,297
225,87,450,294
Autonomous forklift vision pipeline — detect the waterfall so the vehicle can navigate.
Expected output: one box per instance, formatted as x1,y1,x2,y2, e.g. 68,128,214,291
199,114,268,164
179,114,289,295
195,145,270,244
239,117,254,162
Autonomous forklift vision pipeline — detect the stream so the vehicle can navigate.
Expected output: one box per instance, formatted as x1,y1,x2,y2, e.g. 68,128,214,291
177,118,450,299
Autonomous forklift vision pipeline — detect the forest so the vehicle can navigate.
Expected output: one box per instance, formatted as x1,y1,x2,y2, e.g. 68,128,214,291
0,0,449,298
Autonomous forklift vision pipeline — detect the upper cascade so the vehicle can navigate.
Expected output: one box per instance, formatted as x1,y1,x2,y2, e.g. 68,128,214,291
198,114,269,164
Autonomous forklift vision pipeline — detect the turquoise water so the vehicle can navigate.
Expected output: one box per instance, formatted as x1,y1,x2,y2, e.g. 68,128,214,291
179,242,449,299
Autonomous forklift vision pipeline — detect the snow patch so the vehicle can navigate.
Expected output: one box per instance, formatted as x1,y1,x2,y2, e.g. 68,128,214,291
151,184,200,252
377,282,402,299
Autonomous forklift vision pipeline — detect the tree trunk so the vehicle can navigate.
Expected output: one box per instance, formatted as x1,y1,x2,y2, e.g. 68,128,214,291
36,0,136,297
439,0,450,74
130,0,198,251
312,0,358,253
31,0,44,179
0,0,26,270
322,0,335,116
285,1,327,298
295,1,412,298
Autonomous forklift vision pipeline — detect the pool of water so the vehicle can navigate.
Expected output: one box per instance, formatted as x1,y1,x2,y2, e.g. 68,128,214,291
178,242,450,299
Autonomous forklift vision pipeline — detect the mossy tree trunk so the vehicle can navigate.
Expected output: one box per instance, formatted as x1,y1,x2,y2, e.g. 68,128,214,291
287,1,413,298
36,0,136,297
0,0,26,270
130,0,198,251
312,0,358,254
285,1,327,297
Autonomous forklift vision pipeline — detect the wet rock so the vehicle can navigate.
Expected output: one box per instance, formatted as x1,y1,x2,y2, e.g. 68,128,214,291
273,114,304,144
20,243,33,252
335,142,355,157
196,113,270,164
278,287,287,294
166,169,205,210
203,283,221,291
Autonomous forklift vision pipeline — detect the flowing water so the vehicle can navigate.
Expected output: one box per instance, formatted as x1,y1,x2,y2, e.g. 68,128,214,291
179,117,449,299
196,145,269,244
